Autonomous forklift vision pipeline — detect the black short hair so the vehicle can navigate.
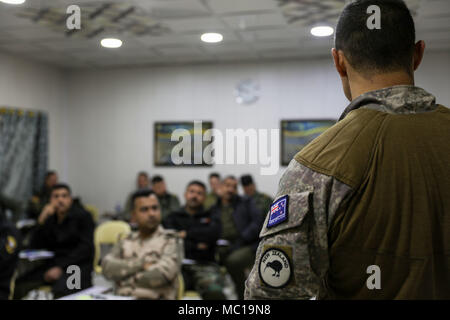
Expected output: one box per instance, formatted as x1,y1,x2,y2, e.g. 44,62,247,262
45,171,57,179
151,175,164,184
335,0,416,75
240,174,254,186
51,183,71,196
131,189,156,211
187,180,207,191
209,172,220,180
223,175,237,182
137,171,149,178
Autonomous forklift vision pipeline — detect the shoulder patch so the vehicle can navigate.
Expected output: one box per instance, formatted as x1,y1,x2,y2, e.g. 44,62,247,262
258,245,293,288
267,195,289,228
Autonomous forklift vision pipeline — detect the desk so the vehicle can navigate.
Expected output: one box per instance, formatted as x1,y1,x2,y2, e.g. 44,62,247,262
58,286,135,300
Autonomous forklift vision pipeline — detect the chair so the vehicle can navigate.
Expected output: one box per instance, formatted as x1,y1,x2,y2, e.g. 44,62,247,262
84,204,100,223
177,273,184,300
93,221,131,274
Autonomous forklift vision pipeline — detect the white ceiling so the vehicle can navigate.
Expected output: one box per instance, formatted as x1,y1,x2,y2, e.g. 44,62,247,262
0,0,448,69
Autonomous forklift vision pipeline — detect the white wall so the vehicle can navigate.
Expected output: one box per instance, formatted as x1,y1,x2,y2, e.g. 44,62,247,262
0,52,67,177
63,50,450,213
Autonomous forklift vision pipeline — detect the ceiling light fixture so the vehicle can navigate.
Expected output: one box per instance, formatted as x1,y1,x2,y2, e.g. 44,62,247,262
101,38,123,49
201,33,223,43
311,26,334,37
0,0,26,4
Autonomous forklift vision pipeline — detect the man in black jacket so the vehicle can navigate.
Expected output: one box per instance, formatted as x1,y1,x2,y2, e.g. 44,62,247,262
14,184,95,299
164,181,225,300
211,176,263,299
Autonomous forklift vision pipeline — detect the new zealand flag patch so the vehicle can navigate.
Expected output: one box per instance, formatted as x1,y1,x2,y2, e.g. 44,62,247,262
267,195,289,228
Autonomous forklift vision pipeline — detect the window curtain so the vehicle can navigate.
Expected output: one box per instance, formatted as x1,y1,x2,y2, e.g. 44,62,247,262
0,108,48,204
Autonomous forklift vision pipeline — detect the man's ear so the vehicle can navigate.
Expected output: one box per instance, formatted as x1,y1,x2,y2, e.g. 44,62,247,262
413,40,426,71
332,48,348,78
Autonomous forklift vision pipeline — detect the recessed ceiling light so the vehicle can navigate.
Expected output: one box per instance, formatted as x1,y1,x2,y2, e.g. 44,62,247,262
0,0,26,4
311,26,334,37
201,33,223,43
101,38,122,49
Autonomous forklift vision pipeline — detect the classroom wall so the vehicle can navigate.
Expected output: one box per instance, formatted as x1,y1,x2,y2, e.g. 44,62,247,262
64,51,450,213
0,52,67,179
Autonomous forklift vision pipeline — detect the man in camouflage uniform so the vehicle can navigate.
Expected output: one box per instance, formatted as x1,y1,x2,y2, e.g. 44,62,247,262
164,181,226,300
0,213,20,300
151,175,180,222
246,0,450,299
240,175,273,221
204,173,221,210
102,190,180,299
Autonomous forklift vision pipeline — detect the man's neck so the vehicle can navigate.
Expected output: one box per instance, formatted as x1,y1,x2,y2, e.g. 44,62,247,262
350,71,414,101
56,211,66,224
139,227,157,240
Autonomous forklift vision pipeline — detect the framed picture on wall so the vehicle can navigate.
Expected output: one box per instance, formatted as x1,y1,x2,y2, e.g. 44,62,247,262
154,121,214,167
281,119,336,166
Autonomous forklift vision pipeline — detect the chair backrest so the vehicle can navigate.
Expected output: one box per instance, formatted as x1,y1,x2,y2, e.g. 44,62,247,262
177,273,184,300
93,221,131,273
84,204,100,223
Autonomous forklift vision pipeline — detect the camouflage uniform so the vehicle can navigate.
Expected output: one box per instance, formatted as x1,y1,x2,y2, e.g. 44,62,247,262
102,225,181,300
204,192,218,210
0,219,20,300
245,86,450,299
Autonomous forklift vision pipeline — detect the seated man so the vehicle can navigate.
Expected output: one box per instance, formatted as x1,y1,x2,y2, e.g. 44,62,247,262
151,175,180,222
14,184,95,299
121,171,151,221
211,176,263,300
27,171,58,220
0,215,20,300
204,172,221,210
240,174,273,221
164,181,225,300
102,190,180,300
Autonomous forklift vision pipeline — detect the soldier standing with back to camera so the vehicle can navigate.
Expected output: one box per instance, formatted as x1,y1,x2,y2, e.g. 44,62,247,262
246,0,450,299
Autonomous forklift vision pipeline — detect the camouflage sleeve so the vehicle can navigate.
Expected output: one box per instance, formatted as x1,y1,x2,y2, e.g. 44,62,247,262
135,235,179,288
102,240,144,281
244,159,353,300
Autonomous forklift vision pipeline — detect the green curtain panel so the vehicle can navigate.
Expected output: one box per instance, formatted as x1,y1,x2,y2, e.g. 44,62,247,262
0,108,48,205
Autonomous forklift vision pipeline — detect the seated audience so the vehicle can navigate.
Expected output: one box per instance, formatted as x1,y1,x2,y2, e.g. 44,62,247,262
121,171,151,221
27,171,58,219
14,184,95,299
164,181,226,300
240,174,273,221
211,176,262,299
102,190,180,300
151,175,180,221
204,172,221,210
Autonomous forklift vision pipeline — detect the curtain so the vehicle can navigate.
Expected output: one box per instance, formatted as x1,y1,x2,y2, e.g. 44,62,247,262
0,108,48,204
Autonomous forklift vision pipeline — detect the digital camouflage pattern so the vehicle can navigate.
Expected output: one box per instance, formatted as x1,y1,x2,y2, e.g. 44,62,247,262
245,85,444,299
245,160,352,299
182,263,226,300
339,85,438,120
102,225,181,299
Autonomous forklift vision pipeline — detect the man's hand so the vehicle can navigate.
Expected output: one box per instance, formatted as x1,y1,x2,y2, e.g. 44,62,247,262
44,266,63,283
178,231,187,239
38,204,56,225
